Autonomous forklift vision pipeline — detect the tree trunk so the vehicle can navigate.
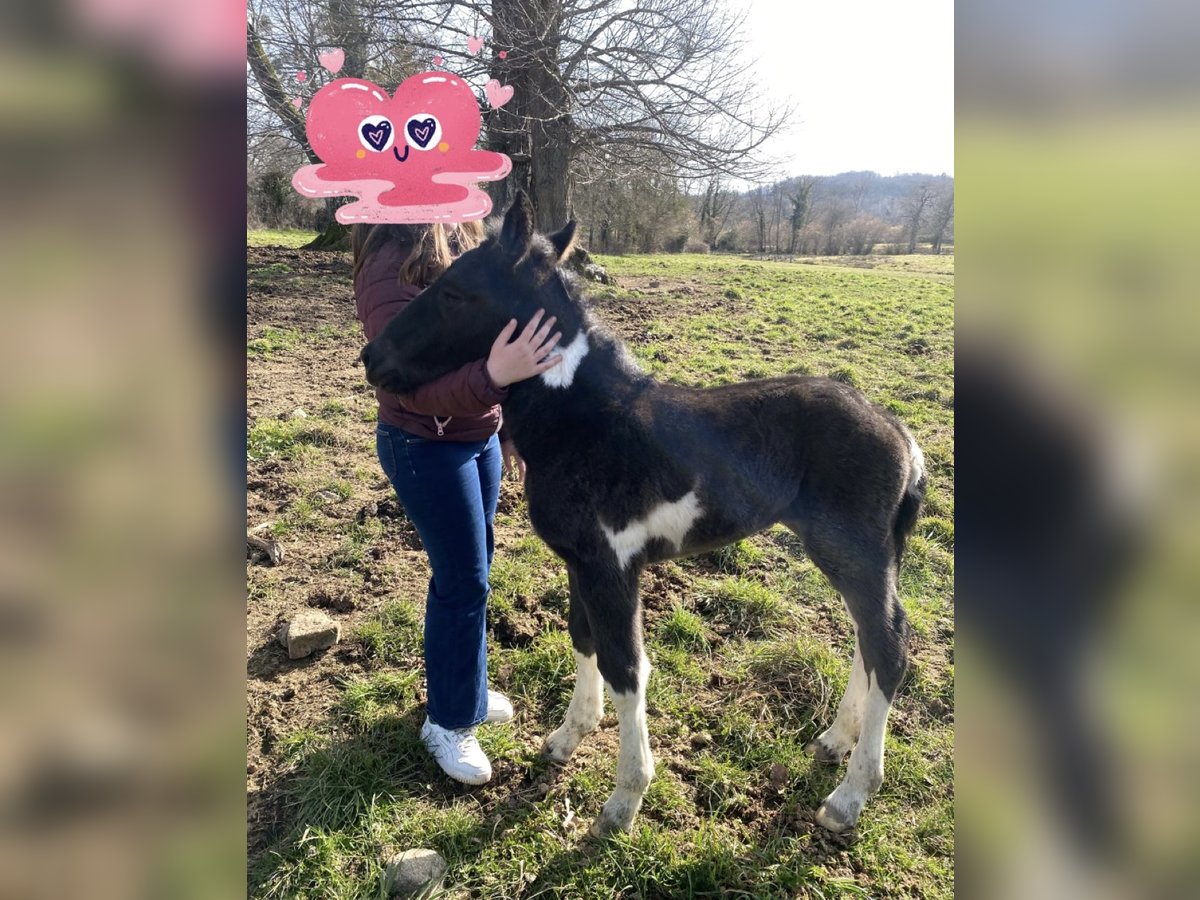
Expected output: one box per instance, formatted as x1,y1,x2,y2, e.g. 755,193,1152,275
307,202,350,248
490,0,572,230
531,115,572,230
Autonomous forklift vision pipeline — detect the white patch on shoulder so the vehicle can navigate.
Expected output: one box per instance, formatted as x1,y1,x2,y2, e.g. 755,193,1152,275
540,329,589,389
600,490,703,569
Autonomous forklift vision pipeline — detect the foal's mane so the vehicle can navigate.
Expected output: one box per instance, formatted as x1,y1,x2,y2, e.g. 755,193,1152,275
478,219,645,380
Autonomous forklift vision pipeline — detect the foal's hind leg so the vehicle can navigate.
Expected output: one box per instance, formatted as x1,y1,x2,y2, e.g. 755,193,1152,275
813,574,909,833
543,568,605,762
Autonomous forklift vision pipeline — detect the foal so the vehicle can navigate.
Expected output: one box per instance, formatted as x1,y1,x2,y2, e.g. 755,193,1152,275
361,194,926,835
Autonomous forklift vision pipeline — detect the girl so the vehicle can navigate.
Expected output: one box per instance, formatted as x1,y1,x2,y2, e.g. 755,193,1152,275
352,222,562,784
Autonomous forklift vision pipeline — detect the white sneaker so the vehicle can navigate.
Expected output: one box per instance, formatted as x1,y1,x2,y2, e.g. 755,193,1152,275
486,690,514,724
420,718,492,785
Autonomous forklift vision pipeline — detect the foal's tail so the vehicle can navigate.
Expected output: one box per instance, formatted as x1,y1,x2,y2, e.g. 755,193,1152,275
893,429,927,567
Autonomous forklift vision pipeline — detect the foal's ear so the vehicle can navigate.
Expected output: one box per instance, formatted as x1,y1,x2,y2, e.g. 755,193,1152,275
548,219,578,263
499,191,535,262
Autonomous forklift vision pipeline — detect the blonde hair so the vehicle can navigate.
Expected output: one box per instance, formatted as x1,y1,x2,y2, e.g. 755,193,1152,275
351,221,484,287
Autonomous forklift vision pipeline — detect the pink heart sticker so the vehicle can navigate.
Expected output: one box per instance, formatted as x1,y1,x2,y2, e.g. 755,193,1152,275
498,50,508,60
296,71,307,83
432,55,444,66
293,72,512,224
291,96,303,109
467,36,485,55
318,48,344,74
485,79,514,109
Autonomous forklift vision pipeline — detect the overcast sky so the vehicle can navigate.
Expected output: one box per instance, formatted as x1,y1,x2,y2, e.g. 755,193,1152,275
742,0,954,178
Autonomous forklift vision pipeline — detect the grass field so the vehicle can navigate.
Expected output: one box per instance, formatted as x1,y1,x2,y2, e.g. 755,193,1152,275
247,228,319,249
246,236,954,898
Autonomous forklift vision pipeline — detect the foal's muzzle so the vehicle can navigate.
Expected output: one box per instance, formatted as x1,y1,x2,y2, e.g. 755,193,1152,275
359,342,385,388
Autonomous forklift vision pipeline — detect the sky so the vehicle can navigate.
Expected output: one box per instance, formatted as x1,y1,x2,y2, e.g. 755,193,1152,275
742,0,954,178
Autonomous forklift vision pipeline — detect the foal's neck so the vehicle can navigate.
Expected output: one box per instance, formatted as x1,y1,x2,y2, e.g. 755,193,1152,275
500,279,646,453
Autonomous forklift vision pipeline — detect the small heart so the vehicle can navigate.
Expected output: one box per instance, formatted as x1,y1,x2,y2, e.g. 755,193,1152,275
296,71,307,83
432,55,444,66
290,96,303,109
485,79,514,109
318,48,345,74
361,119,392,150
467,36,485,55
498,50,508,60
406,117,436,148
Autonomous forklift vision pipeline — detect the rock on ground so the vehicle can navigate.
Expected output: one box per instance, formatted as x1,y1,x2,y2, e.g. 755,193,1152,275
384,848,447,897
278,611,340,659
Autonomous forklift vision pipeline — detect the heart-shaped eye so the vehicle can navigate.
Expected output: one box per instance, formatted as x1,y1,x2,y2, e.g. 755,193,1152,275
358,116,394,152
404,114,442,151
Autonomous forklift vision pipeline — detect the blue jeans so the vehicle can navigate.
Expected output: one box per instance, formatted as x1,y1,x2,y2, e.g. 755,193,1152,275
376,422,501,729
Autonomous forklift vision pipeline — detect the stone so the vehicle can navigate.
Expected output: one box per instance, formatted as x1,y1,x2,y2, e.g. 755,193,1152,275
278,611,340,659
384,848,446,897
690,731,712,749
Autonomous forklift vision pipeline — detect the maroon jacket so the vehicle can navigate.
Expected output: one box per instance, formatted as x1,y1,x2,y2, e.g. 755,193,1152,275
354,242,507,442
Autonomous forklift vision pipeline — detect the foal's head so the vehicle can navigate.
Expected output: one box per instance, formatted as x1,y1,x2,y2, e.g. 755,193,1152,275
360,192,582,395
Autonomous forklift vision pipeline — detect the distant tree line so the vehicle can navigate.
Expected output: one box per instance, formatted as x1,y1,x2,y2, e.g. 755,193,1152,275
572,171,954,256
252,164,953,256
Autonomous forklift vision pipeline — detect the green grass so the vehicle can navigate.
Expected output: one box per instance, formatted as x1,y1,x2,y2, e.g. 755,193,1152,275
248,227,316,248
696,575,789,638
246,417,344,461
247,326,301,357
657,603,710,651
355,602,421,666
248,250,954,898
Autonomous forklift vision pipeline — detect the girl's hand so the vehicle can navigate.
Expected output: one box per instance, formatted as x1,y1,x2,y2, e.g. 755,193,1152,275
501,440,526,482
486,310,562,388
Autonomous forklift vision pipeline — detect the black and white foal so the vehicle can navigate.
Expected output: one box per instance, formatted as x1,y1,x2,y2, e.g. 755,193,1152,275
361,194,926,835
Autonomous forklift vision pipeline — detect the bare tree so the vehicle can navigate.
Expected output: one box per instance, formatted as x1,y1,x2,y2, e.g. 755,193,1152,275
248,0,786,233
819,199,852,256
248,0,385,247
902,180,935,254
787,177,815,254
750,186,768,253
929,186,954,255
848,172,874,213
698,177,737,248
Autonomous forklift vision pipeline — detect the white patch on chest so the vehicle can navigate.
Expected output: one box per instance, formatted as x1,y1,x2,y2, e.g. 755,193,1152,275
540,329,589,389
600,491,703,569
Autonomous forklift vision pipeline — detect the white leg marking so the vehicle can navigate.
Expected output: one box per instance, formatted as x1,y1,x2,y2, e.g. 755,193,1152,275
544,651,604,762
816,673,891,832
592,656,654,835
539,329,589,389
599,490,703,569
812,640,868,759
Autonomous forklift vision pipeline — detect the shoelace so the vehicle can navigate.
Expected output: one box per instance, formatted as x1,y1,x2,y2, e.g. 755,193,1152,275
429,726,480,756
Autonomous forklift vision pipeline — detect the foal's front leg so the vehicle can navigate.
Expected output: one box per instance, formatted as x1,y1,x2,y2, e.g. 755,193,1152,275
544,575,605,762
592,650,653,836
548,563,651,836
